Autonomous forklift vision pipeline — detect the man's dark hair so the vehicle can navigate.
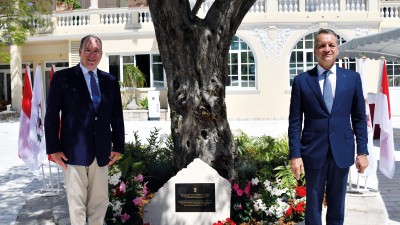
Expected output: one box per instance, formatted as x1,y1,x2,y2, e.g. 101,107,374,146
80,34,102,50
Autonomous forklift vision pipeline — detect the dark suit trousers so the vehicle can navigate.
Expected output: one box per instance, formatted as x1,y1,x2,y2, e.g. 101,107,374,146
304,149,349,225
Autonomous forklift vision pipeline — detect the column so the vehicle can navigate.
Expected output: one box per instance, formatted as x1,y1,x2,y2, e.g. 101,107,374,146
266,0,279,13
89,0,98,9
10,45,22,111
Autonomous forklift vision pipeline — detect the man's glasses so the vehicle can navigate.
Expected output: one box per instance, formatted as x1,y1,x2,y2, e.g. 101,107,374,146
83,49,102,55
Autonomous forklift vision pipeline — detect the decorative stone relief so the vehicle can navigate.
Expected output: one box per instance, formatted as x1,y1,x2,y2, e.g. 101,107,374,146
349,26,371,37
248,26,296,61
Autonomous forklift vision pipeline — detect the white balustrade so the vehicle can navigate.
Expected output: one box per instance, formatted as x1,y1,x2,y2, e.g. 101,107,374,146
346,0,366,11
56,13,90,27
278,0,300,12
380,2,400,19
42,0,398,32
100,11,132,25
33,15,52,29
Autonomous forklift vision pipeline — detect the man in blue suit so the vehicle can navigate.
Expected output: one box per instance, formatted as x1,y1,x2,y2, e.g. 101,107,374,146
288,29,369,225
45,35,125,225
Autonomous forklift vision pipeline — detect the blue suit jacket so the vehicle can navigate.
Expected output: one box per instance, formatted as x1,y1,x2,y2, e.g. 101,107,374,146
288,65,368,169
45,64,125,167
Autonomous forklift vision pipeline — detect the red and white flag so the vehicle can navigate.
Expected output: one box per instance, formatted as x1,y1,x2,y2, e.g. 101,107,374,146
357,58,377,178
18,66,34,171
29,65,47,173
374,60,395,179
48,64,56,162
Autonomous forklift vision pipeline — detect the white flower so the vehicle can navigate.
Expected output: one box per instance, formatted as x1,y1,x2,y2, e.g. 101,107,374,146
251,177,260,185
263,179,271,189
111,200,124,216
253,199,266,212
109,171,122,185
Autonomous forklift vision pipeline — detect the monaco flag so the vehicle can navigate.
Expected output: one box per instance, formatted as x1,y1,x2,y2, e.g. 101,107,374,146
18,66,34,171
357,58,377,178
48,64,56,162
373,60,395,179
29,65,47,173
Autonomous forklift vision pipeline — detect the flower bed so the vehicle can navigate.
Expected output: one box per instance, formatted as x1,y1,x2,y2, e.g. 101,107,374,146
105,129,306,225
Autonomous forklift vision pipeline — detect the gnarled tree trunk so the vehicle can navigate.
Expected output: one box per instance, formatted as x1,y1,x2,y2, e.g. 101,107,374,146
148,0,256,178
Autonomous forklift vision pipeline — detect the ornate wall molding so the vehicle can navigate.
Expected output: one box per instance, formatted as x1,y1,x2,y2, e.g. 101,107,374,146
248,26,297,61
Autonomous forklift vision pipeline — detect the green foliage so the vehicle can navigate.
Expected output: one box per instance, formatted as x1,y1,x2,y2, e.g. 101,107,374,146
231,131,306,224
72,0,81,9
123,64,146,88
112,128,173,192
234,131,290,182
0,0,53,62
138,97,148,110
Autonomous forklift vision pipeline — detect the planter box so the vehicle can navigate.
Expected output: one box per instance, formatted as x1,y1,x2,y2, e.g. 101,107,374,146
128,0,148,7
56,2,72,11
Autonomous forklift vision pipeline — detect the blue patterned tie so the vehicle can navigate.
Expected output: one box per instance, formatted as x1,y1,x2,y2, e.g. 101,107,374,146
323,70,333,112
89,71,101,111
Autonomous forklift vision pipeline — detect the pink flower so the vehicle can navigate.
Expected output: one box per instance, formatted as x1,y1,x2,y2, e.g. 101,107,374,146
232,183,240,191
237,203,243,210
133,197,142,206
142,185,148,197
119,181,126,193
135,174,144,182
120,213,130,222
236,189,244,197
243,181,251,196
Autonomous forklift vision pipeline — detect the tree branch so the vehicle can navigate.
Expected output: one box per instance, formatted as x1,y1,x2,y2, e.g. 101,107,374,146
191,0,205,16
205,0,256,32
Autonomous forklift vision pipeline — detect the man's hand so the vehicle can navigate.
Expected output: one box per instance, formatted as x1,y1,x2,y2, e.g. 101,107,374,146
50,152,68,170
356,154,369,173
108,151,121,167
290,157,304,180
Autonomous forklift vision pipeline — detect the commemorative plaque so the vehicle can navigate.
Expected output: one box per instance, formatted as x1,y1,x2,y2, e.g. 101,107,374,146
175,183,216,212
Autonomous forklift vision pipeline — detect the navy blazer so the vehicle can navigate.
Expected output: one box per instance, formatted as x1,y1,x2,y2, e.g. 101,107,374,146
45,64,125,167
288,65,368,169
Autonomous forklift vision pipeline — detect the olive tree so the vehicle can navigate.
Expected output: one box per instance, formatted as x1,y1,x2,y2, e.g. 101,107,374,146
148,0,257,178
0,0,52,62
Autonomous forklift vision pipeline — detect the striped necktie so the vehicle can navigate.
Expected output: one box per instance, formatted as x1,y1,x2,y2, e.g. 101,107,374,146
89,71,101,111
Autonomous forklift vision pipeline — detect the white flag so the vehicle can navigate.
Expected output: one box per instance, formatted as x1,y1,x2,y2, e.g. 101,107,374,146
374,60,395,179
28,65,47,174
357,58,377,178
18,66,34,171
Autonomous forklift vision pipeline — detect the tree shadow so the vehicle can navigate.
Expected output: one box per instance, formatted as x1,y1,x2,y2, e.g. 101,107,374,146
0,164,45,222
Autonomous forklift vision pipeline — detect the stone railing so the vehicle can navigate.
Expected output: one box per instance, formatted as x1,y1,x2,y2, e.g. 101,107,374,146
38,0,398,32
278,0,367,12
380,1,400,18
53,7,151,28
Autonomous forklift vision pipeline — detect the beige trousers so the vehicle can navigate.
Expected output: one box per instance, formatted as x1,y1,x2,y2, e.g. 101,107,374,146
63,158,109,225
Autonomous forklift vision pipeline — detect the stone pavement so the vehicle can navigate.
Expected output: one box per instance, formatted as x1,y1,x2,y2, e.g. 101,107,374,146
1,118,400,224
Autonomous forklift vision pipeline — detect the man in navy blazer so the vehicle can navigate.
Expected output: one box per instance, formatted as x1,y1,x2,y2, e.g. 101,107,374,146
288,29,369,225
45,35,124,225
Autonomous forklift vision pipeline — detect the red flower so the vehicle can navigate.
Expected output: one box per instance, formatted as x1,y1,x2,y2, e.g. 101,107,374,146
295,186,306,197
285,207,293,218
295,201,306,214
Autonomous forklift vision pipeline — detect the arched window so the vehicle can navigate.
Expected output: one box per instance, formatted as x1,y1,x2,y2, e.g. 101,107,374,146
227,36,256,89
289,32,354,86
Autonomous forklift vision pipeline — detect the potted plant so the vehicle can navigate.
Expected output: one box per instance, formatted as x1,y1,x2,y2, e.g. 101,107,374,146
127,0,148,7
122,65,146,109
56,0,81,11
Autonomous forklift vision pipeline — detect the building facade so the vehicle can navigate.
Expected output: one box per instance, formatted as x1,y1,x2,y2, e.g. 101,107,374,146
3,0,400,119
